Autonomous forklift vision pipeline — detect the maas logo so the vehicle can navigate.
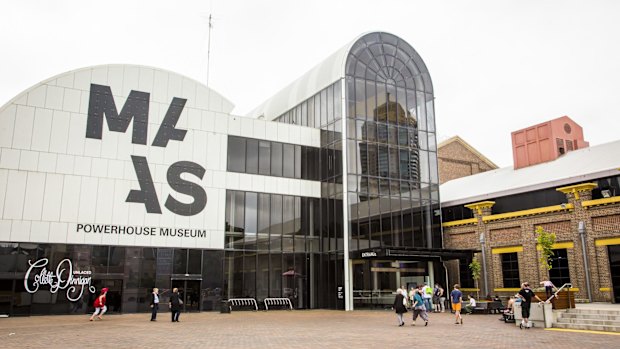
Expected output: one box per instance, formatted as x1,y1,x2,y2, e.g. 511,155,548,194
86,84,206,216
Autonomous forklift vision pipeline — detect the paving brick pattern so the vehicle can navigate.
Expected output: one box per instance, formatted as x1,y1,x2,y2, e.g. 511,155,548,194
1,310,619,349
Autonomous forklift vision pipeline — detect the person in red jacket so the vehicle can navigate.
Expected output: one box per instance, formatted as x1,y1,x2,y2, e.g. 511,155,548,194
89,287,108,321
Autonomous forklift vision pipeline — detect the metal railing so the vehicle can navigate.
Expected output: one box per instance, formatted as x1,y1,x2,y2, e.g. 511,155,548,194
546,283,573,306
264,297,293,310
228,298,258,311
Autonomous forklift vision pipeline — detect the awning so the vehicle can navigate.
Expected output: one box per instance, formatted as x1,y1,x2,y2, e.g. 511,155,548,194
350,247,478,262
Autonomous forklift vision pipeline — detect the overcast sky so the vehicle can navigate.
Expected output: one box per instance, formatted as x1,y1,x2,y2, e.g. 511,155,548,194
1,0,618,167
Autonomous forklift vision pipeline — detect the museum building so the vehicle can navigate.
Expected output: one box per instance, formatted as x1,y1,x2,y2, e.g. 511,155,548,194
0,32,476,316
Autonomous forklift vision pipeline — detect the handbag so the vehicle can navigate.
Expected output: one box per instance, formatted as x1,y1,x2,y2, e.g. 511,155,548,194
179,298,184,306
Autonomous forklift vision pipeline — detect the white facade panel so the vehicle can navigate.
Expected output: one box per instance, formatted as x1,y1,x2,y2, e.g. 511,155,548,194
22,172,46,220
41,173,63,221
0,104,16,148
19,150,39,171
45,85,64,110
13,105,35,149
4,170,27,219
31,108,53,152
30,221,50,243
0,219,11,241
49,110,71,153
0,170,7,217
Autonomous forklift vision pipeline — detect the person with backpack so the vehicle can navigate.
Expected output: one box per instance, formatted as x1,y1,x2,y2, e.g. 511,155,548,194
411,287,429,326
89,287,108,321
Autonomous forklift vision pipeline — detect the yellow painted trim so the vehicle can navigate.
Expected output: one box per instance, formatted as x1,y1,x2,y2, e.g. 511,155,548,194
494,288,521,292
600,287,611,292
491,246,523,254
595,237,620,246
442,218,478,227
556,183,598,200
464,201,495,215
545,328,620,336
536,241,574,250
482,204,573,222
582,196,620,209
460,288,479,292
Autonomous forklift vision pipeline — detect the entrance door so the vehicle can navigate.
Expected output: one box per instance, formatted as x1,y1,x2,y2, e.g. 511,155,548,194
608,245,620,303
171,279,202,312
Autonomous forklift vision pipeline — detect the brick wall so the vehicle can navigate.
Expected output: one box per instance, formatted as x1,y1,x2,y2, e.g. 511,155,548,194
443,186,620,302
438,140,496,184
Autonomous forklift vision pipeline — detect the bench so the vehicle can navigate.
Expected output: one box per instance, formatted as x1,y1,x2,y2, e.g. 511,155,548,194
264,297,293,310
471,301,503,314
227,298,258,311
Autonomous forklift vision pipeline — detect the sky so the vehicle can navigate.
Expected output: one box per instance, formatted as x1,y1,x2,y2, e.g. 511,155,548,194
1,0,618,167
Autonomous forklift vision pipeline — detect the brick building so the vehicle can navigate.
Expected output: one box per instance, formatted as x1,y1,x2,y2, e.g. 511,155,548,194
437,136,498,184
440,132,620,303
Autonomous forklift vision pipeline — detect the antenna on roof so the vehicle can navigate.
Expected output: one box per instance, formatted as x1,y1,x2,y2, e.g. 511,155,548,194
206,14,213,89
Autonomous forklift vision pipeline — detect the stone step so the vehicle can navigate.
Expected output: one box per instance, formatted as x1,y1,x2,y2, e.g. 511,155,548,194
552,322,620,332
564,308,620,316
560,313,620,321
556,318,620,326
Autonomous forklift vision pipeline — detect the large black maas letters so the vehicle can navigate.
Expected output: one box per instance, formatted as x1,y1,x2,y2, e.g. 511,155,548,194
126,156,207,216
86,84,187,147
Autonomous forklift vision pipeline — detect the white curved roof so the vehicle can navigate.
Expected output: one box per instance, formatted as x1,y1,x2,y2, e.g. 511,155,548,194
440,140,620,206
246,37,357,121
0,64,235,114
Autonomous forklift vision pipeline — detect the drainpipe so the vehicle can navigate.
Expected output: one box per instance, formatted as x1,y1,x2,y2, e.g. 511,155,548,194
479,233,489,297
578,221,593,303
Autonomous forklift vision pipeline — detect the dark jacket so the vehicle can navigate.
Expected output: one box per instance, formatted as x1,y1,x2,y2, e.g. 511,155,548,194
169,292,181,311
393,293,407,314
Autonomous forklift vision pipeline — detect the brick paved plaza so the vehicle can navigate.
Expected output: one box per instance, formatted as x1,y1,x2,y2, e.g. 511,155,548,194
1,310,618,349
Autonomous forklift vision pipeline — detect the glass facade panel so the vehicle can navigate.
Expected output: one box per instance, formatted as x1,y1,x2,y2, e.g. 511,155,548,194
227,136,246,173
246,139,259,174
271,142,283,177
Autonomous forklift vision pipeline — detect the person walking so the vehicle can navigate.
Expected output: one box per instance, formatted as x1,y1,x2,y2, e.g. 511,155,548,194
450,284,463,325
393,288,408,326
517,282,545,329
169,287,182,322
150,287,160,321
89,287,108,321
411,288,429,326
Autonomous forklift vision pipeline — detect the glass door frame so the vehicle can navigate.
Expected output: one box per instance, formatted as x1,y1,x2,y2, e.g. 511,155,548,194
170,275,203,312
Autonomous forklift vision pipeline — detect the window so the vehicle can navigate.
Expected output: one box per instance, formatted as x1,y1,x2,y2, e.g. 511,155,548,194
501,252,520,288
459,259,474,288
227,136,246,172
549,249,570,287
